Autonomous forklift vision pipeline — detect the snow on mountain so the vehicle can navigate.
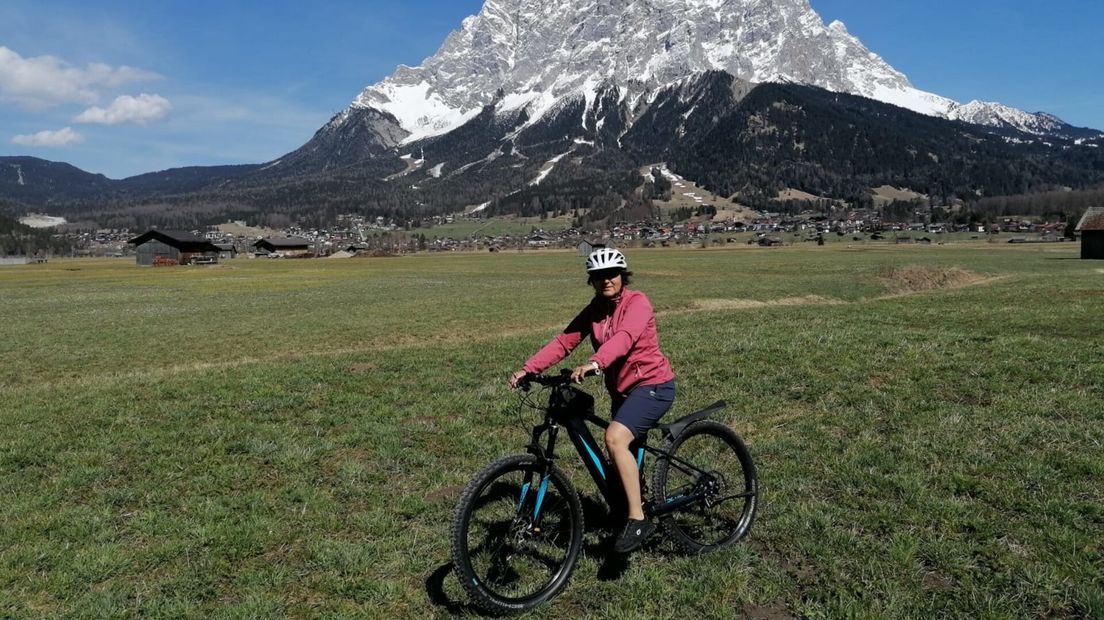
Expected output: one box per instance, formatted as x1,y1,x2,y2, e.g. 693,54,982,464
348,0,1093,143
947,100,1066,135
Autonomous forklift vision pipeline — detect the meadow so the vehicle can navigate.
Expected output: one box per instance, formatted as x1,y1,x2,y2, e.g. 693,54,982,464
1,244,1101,619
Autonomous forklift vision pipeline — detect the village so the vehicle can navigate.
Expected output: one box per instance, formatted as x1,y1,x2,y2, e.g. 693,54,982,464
25,205,1082,266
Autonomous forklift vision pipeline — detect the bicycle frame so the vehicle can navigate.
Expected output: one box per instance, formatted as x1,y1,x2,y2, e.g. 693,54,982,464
517,381,720,522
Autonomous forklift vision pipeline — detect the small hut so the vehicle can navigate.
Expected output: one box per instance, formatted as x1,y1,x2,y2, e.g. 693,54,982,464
1075,207,1104,260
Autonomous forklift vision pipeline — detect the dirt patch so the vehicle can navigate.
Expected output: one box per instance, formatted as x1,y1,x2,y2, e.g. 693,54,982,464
879,266,985,294
349,363,378,374
689,295,846,311
741,603,798,620
922,571,954,591
867,374,890,389
425,484,466,503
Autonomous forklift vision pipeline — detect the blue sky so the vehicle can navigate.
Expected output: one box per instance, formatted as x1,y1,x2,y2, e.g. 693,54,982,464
1,0,1101,179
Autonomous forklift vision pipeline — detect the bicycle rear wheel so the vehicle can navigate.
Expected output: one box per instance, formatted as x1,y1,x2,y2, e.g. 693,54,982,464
450,454,584,615
653,420,758,554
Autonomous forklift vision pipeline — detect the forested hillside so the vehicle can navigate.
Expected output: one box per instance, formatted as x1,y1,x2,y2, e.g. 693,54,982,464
3,78,1103,229
0,214,70,256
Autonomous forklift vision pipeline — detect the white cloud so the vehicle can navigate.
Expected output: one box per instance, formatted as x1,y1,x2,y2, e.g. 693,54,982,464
11,126,85,147
0,45,160,109
74,93,172,125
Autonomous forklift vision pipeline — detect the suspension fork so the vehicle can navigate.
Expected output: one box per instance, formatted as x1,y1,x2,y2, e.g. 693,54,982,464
517,422,560,524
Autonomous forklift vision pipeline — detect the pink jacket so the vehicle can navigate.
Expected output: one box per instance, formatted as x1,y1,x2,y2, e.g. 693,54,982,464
523,288,675,398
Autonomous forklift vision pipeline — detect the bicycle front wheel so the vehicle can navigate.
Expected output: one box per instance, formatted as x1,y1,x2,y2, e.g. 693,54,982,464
653,420,758,554
450,454,584,615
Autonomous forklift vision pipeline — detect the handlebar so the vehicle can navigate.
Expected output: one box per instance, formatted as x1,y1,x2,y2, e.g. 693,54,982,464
518,368,600,391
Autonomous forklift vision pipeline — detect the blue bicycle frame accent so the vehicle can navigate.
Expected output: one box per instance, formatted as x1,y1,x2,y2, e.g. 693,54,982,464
532,476,551,519
516,481,532,512
581,440,606,479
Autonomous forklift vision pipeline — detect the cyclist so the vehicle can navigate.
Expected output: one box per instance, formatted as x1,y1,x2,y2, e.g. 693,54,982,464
509,248,676,553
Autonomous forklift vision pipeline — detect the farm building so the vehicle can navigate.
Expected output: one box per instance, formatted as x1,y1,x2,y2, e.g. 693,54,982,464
254,237,312,257
577,240,608,256
1075,207,1104,260
128,230,222,267
214,243,237,260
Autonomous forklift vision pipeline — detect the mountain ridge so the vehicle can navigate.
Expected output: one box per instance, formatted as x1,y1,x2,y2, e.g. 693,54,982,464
2,0,1103,227
346,0,1095,143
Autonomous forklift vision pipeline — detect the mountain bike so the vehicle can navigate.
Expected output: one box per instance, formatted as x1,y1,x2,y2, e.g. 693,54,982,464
449,370,759,615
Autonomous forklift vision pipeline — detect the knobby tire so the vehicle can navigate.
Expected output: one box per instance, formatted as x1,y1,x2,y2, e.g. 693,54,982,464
450,454,584,615
653,419,758,554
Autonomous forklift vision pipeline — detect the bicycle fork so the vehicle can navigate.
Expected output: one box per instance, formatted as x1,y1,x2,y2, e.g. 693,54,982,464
516,423,562,529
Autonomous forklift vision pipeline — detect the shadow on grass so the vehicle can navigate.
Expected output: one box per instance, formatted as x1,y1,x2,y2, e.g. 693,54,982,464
577,496,634,582
425,561,477,617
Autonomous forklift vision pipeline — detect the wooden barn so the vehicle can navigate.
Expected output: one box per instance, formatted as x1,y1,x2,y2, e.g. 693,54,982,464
128,230,222,267
254,237,312,257
1075,207,1104,260
214,243,237,260
577,240,608,256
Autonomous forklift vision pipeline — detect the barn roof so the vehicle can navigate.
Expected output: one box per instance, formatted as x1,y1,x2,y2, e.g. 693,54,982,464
255,237,312,249
128,230,209,245
127,230,221,252
1076,207,1104,232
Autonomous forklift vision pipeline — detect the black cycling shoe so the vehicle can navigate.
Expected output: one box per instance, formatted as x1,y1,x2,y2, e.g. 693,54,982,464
614,518,656,554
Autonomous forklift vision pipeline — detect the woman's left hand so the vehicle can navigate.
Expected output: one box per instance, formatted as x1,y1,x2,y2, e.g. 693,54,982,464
570,362,599,384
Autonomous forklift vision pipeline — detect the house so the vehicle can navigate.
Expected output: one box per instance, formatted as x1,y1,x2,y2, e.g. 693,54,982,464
254,237,312,257
527,233,554,247
758,236,784,247
577,240,607,256
128,230,222,266
1075,207,1104,260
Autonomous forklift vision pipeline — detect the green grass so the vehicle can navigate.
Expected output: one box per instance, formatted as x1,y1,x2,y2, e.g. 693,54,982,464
1,245,1101,618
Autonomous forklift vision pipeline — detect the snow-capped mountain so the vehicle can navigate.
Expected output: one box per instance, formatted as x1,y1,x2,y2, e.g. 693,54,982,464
945,101,1098,139
346,0,1093,144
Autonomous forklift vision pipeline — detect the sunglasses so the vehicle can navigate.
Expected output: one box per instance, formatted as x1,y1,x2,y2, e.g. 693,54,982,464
590,269,623,282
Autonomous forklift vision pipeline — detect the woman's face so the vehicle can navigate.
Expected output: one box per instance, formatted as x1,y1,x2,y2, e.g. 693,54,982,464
590,269,624,299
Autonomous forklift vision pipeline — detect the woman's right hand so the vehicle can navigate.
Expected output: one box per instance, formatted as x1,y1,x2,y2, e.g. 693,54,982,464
508,369,528,389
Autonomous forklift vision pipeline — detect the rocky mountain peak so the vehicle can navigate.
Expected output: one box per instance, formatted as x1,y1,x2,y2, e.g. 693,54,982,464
343,0,1094,147
350,0,945,141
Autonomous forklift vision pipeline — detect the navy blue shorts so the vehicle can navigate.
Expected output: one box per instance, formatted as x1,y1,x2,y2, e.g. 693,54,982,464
611,380,676,439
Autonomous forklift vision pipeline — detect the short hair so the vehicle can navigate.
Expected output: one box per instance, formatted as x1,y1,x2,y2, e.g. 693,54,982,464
587,269,633,287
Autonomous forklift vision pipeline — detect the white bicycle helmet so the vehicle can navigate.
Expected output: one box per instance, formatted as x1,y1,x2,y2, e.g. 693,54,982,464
586,248,627,272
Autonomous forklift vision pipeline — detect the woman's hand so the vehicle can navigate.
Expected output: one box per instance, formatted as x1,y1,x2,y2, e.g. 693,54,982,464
570,361,600,384
508,369,528,389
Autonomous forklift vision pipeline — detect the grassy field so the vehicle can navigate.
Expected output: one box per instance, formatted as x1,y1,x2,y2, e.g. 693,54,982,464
1,245,1101,619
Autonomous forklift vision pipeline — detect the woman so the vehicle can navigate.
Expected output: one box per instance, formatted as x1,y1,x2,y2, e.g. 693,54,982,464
509,248,676,554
